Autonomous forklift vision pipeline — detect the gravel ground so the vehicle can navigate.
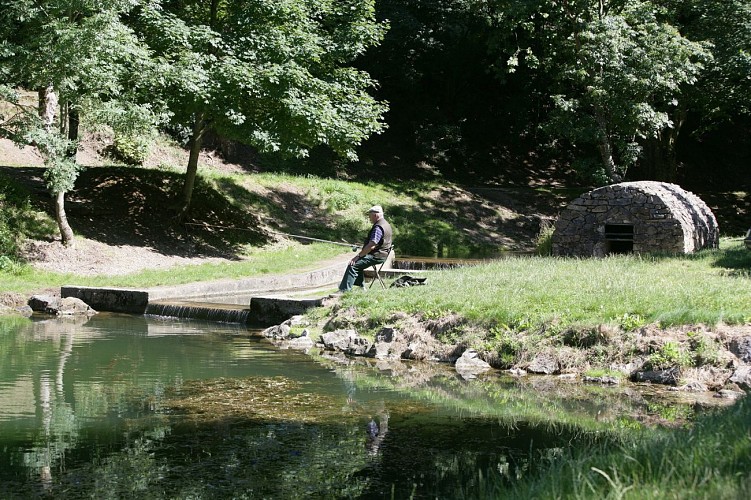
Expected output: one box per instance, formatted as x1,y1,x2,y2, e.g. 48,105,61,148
20,237,233,277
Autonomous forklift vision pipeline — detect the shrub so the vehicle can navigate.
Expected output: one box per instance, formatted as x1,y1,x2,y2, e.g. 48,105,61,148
616,312,646,332
485,326,523,367
111,133,152,165
535,219,555,255
647,341,692,370
0,178,30,258
687,331,723,367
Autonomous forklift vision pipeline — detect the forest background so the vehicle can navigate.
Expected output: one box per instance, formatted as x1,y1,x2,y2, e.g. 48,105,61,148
1,0,749,230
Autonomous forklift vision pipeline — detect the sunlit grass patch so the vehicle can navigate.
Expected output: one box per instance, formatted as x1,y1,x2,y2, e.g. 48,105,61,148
340,242,751,332
498,397,751,499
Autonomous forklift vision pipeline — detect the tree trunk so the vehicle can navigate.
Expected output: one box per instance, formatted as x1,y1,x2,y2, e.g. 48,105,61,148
59,102,68,136
54,191,75,247
37,86,58,131
595,112,621,183
179,114,208,220
642,108,686,182
55,106,80,247
67,107,79,158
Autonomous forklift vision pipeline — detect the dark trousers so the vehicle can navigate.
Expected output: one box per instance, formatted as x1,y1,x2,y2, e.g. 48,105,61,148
338,255,384,291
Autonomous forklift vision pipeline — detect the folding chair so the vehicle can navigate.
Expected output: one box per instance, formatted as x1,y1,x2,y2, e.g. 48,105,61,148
368,247,393,289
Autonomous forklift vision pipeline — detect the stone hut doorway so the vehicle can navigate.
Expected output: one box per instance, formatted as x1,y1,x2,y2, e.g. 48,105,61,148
552,181,719,257
604,224,634,254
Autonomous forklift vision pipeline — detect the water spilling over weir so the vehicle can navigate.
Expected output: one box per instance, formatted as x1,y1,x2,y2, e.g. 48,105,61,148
146,301,253,324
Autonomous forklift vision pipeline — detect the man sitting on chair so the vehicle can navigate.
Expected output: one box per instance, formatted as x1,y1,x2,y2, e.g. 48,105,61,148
338,205,393,292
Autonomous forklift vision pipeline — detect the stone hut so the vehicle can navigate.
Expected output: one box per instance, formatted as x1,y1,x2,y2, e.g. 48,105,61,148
552,181,719,257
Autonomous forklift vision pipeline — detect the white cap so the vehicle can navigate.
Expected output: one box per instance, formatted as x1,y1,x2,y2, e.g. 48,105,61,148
367,205,383,214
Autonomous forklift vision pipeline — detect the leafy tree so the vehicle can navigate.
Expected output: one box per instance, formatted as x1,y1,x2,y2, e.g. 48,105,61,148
636,0,751,182
0,0,162,246
135,0,388,218
666,0,751,125
493,0,710,185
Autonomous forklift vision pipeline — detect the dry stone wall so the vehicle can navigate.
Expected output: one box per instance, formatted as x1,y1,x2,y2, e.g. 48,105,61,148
552,181,719,257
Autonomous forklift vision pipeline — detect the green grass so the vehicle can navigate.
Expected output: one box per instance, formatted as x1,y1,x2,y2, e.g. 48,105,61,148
1,164,503,293
205,170,508,257
341,240,751,331
491,396,751,499
0,243,347,294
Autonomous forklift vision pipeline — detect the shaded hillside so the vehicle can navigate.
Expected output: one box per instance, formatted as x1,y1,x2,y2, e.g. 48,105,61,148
0,163,572,276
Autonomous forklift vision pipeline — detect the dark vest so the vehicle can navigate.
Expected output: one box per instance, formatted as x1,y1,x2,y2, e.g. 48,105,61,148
365,218,393,259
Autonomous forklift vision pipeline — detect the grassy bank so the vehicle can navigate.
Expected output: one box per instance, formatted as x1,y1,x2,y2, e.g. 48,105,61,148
0,165,544,296
493,396,751,499
308,238,751,382
336,238,751,330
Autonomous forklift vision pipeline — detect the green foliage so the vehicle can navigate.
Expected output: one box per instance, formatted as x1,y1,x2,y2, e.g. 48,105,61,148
495,0,712,182
616,312,646,332
647,341,692,370
110,133,153,166
687,331,723,367
485,326,522,367
42,157,83,194
0,255,13,271
0,255,27,275
555,2,708,181
0,173,50,259
667,0,751,126
137,0,387,158
534,219,555,255
0,0,165,243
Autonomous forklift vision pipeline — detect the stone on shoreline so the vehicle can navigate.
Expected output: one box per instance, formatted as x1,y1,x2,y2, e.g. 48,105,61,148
455,349,491,379
28,295,97,316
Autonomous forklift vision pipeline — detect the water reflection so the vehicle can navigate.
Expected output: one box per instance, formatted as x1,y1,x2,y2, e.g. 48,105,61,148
0,313,706,498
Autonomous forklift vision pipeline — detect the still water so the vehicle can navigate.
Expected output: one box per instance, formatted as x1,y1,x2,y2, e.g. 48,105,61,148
0,313,700,498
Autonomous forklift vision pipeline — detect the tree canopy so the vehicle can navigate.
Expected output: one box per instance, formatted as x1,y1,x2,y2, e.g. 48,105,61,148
2,0,750,208
135,0,388,215
0,0,162,245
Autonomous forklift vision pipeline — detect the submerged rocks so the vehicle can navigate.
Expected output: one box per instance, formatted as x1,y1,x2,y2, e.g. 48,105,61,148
632,367,682,385
583,375,620,385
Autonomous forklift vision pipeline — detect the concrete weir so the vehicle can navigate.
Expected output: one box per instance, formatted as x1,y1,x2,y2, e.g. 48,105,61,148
61,253,351,325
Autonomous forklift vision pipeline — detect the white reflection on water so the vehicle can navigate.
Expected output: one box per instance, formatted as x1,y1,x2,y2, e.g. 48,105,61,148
0,375,36,419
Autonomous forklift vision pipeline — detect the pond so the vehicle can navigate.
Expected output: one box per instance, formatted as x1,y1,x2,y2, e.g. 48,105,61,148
0,313,711,498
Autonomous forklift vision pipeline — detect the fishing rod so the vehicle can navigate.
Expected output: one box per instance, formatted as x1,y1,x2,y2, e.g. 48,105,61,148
183,222,359,251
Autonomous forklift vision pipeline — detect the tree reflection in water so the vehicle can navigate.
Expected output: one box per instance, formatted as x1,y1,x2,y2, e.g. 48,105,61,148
0,314,714,498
